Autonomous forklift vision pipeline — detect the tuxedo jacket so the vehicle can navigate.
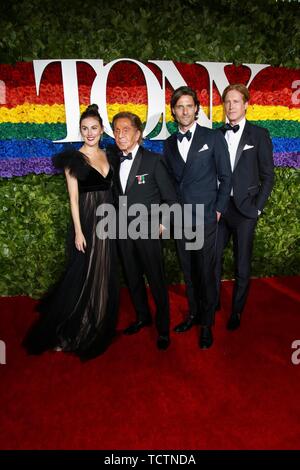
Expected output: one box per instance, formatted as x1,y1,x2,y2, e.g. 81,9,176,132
230,121,274,218
164,124,232,224
107,145,178,233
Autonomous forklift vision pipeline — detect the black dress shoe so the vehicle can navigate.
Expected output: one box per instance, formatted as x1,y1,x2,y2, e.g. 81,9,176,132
173,315,200,333
227,313,241,331
199,326,213,349
123,319,152,335
157,335,170,350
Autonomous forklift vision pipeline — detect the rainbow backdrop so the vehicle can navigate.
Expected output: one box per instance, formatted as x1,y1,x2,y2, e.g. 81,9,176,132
0,61,299,178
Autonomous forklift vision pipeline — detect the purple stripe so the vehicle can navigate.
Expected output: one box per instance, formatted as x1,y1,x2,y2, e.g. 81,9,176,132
273,152,300,169
0,157,59,178
1,152,299,178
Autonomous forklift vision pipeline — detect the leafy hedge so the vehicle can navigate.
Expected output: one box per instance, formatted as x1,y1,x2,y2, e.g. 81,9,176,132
0,168,299,297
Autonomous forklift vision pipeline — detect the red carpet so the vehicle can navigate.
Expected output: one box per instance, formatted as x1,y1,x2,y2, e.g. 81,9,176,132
0,276,300,450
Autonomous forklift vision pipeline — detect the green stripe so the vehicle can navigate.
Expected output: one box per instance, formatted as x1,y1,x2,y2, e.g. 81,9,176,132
0,121,179,140
150,120,300,138
0,123,67,140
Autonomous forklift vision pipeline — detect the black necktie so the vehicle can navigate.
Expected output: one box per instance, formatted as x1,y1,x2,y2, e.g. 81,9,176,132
222,123,240,133
120,152,133,163
177,130,192,142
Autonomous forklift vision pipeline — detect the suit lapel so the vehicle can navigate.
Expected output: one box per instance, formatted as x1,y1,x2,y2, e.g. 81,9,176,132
125,146,142,193
234,121,251,171
170,134,186,164
113,156,123,194
169,134,186,179
116,169,123,194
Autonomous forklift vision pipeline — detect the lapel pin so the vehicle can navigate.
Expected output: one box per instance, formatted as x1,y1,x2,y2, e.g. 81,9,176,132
136,174,148,184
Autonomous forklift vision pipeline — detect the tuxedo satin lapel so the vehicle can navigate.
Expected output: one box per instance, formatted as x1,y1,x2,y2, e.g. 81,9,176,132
125,147,142,193
234,121,251,171
117,170,123,194
108,148,123,194
169,134,186,180
115,160,123,194
170,134,186,164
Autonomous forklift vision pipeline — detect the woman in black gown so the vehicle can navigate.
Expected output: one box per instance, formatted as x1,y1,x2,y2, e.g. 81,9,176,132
23,104,119,360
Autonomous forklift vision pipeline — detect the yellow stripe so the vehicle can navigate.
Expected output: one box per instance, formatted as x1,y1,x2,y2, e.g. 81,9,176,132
0,103,299,124
0,104,149,124
210,105,300,122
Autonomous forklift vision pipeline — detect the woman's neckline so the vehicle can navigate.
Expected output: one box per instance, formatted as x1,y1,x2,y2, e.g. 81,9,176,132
78,150,110,178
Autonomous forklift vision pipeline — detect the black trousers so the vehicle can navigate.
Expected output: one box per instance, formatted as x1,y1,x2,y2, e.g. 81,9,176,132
216,198,257,315
118,237,170,335
176,237,199,318
176,221,217,327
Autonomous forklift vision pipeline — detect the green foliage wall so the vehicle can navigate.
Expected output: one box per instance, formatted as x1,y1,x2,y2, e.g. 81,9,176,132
0,168,299,297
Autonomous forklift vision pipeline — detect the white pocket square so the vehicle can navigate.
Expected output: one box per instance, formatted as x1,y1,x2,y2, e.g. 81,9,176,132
198,144,209,152
243,144,254,151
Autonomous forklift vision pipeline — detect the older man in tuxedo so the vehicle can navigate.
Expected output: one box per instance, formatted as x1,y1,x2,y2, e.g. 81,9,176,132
109,112,177,350
164,86,232,349
216,84,274,330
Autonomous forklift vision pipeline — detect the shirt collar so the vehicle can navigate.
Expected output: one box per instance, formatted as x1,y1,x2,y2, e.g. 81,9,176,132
122,144,139,159
178,121,197,137
227,117,246,134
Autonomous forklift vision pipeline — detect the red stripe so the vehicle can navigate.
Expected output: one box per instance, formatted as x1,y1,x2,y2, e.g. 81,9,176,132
1,85,298,108
0,62,299,107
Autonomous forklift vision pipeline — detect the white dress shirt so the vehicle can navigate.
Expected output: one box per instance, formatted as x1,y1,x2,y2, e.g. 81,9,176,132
224,118,261,215
224,118,246,196
177,122,197,162
119,144,139,193
225,117,246,173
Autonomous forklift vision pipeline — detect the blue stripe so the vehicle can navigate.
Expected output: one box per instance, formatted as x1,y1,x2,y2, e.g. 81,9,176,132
0,137,299,159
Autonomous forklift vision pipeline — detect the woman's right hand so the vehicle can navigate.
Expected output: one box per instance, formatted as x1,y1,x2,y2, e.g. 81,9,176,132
75,232,87,253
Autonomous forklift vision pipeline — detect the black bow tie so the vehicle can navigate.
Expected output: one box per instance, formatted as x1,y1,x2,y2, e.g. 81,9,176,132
120,152,133,163
222,123,240,133
177,130,192,142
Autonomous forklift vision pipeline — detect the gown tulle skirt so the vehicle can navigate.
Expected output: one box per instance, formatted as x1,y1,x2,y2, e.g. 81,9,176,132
23,187,119,360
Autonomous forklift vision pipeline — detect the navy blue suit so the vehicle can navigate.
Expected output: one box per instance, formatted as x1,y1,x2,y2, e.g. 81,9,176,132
164,123,231,326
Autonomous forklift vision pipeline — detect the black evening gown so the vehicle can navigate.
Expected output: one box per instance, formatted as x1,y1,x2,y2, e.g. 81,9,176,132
23,149,119,360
